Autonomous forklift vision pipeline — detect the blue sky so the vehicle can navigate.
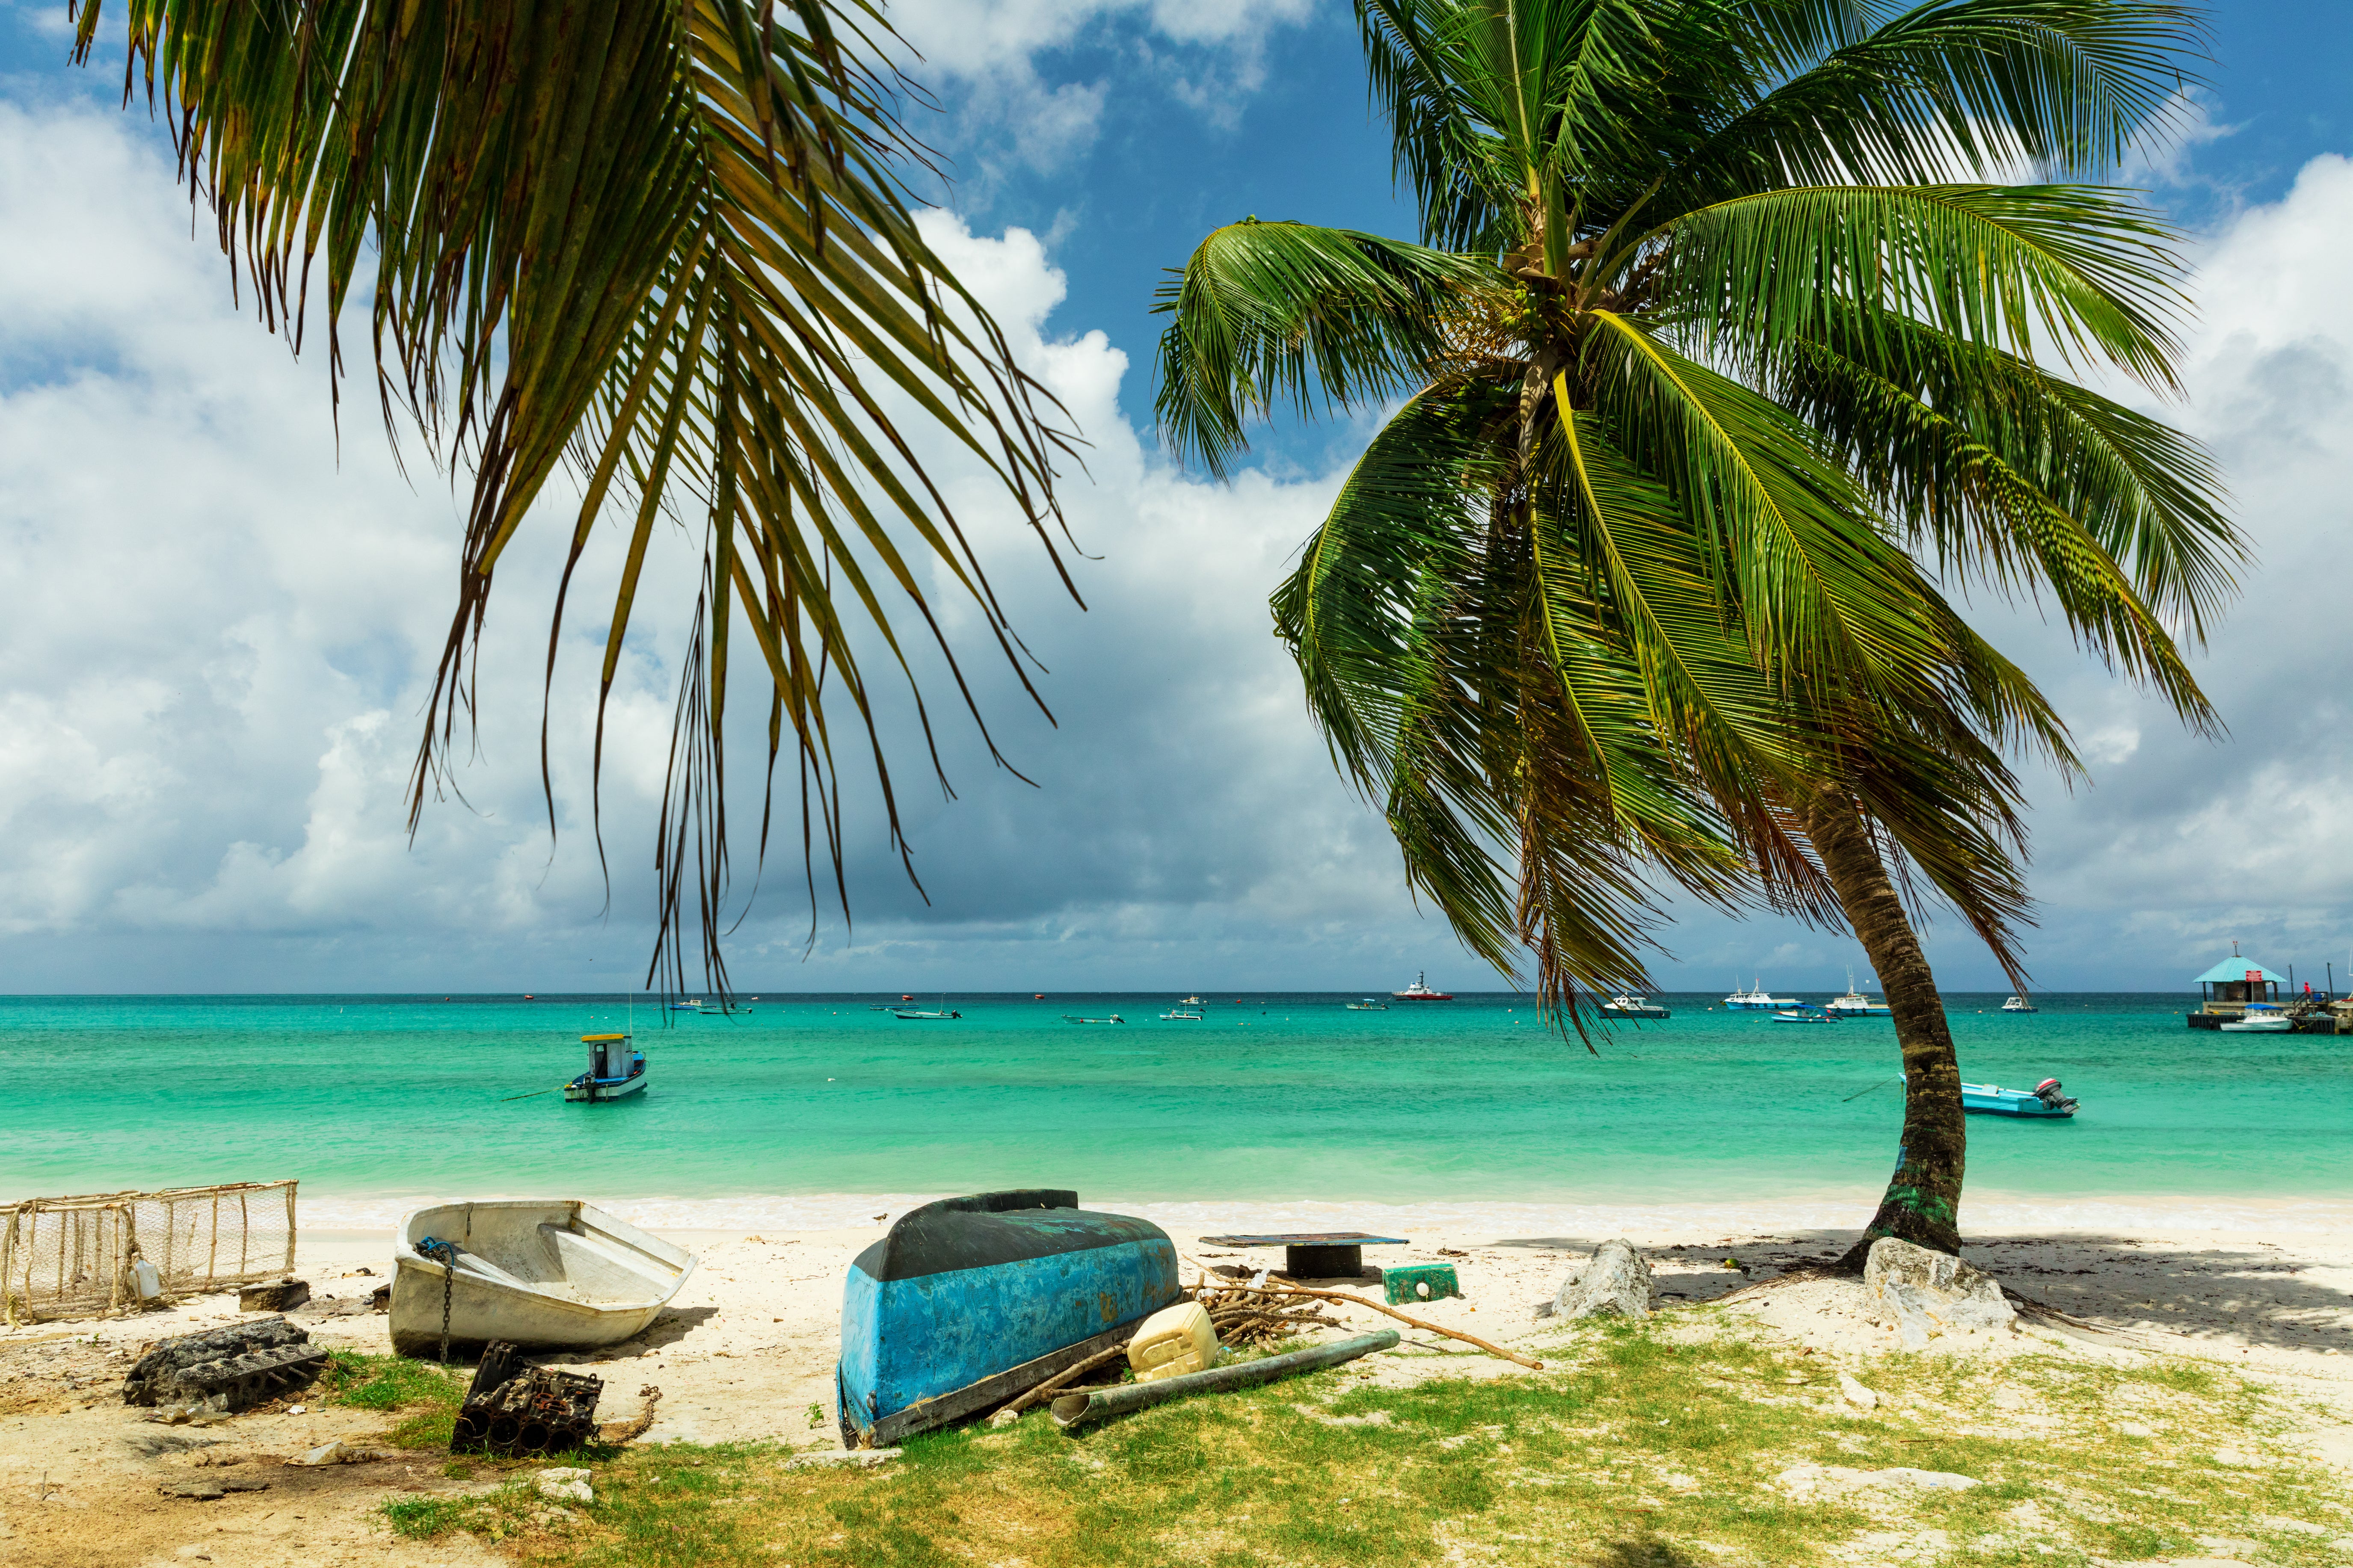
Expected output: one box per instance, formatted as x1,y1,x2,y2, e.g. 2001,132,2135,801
1,2,2350,997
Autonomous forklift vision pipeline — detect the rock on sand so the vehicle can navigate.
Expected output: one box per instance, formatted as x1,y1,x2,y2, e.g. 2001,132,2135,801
1535,1238,1657,1320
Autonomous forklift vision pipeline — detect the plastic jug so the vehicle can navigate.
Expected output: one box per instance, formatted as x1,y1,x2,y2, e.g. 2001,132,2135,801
1127,1300,1218,1383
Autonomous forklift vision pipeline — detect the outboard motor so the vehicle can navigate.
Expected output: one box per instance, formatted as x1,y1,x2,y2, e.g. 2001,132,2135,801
2033,1077,2078,1112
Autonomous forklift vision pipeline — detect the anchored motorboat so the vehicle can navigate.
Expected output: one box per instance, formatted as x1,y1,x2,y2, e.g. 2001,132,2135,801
2221,1003,2292,1033
565,1034,646,1102
2000,994,2038,1014
1392,971,1454,1001
1345,997,1390,1011
1160,1006,1204,1020
1725,977,1797,1010
1825,972,1892,1017
389,1199,696,1357
1601,994,1671,1018
1962,1079,2077,1118
1062,1014,1126,1024
1772,1003,1838,1024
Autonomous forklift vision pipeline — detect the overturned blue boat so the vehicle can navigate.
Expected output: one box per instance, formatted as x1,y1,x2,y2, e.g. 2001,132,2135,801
836,1189,1181,1447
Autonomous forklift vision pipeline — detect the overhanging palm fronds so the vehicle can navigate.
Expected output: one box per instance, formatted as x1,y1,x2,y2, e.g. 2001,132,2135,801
71,0,1079,990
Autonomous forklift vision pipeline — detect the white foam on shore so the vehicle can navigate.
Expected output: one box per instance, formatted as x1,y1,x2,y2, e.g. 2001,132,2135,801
296,1189,2353,1239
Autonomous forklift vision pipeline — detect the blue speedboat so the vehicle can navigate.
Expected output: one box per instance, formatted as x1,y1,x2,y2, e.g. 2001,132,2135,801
836,1190,1180,1447
1962,1079,2077,1118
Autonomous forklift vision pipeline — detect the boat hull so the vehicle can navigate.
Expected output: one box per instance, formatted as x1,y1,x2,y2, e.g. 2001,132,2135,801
390,1200,695,1357
836,1190,1179,1448
563,1072,647,1102
1960,1086,2074,1118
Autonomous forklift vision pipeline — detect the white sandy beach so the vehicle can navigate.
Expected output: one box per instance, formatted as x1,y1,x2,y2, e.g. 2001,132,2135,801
3,1194,2350,1566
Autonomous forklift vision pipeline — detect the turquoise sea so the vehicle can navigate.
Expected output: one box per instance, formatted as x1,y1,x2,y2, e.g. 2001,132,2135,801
6,993,2347,1217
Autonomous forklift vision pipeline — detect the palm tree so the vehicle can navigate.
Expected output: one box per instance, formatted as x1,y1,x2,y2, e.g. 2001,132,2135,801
1154,0,2241,1260
68,0,1081,991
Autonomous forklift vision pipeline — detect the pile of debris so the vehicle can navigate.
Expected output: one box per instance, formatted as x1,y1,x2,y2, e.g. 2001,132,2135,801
1194,1284,1349,1350
122,1316,328,1414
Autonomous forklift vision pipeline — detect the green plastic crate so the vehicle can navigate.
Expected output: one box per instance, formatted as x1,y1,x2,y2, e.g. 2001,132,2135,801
1382,1263,1461,1305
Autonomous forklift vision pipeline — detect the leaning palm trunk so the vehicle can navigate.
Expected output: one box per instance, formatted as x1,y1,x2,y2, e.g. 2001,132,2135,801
1796,786,1967,1264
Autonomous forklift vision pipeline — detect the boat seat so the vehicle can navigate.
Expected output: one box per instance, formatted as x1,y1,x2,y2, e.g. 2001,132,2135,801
539,1224,671,1302
449,1249,533,1290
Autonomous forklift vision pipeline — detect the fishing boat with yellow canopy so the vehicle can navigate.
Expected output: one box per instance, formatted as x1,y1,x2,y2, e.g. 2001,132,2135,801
564,1033,646,1102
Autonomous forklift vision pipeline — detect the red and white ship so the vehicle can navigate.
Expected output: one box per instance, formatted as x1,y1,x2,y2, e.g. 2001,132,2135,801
1391,970,1453,1001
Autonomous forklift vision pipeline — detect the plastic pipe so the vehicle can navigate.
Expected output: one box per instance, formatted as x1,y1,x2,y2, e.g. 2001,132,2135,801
1049,1330,1398,1432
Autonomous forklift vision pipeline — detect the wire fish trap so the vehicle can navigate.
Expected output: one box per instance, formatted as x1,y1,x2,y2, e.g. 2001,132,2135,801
450,1342,604,1457
0,1180,297,1324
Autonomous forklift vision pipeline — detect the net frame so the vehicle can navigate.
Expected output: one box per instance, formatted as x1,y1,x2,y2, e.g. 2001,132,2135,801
0,1180,298,1324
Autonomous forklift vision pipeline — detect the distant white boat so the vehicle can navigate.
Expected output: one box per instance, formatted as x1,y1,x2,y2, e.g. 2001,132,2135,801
1601,994,1670,1019
2221,1003,2291,1033
1392,971,1454,1001
1725,976,1796,1010
1825,972,1892,1018
1345,997,1389,1011
1160,1006,1204,1020
390,1200,695,1357
2000,994,2039,1014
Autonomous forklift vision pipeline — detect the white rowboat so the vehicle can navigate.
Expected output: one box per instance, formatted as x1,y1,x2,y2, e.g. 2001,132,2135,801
390,1199,695,1357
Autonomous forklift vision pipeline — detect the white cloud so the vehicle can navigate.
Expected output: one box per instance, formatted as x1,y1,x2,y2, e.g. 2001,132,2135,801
887,0,1316,186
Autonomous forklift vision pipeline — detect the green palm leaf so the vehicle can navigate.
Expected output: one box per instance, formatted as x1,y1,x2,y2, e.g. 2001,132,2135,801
74,0,1079,991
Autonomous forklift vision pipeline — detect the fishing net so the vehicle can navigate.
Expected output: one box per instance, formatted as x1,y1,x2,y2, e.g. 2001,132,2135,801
0,1180,298,1324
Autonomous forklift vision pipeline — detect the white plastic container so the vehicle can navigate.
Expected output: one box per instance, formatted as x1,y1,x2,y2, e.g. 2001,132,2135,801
130,1257,162,1300
1127,1300,1218,1383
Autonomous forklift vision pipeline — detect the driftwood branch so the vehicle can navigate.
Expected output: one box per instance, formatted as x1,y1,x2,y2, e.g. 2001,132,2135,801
1243,1284,1543,1370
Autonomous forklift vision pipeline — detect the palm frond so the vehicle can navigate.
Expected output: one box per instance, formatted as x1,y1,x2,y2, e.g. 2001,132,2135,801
75,0,1079,992
1151,219,1495,475
1777,311,2236,724
1650,183,2187,388
1656,0,2208,214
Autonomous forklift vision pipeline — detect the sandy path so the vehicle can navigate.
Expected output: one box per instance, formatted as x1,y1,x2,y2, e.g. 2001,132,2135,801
2,1210,2347,1565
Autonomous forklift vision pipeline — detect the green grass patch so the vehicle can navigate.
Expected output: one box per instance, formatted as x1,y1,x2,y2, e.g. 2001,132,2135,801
376,1324,2353,1567
317,1351,465,1449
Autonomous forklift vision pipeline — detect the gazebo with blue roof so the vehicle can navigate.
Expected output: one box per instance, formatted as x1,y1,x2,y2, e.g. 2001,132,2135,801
2193,950,2283,1012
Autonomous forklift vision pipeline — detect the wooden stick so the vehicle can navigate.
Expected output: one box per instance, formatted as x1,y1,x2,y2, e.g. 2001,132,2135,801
1250,1285,1543,1370
989,1340,1132,1423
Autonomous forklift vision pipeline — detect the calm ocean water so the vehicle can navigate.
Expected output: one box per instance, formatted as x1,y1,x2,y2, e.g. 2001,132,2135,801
7,992,2346,1221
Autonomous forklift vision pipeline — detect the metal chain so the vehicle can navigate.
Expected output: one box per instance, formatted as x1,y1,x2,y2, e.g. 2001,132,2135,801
420,1239,458,1364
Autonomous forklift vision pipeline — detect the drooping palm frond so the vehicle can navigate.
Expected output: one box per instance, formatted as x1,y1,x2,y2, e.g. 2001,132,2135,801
1151,221,1495,476
1649,183,2189,386
73,0,1080,991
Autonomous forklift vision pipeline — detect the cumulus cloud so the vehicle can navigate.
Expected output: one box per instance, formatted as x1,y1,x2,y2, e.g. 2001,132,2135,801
886,0,1315,190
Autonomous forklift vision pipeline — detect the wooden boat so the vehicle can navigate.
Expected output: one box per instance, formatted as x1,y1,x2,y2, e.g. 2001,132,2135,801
389,1200,696,1358
565,1033,646,1102
836,1190,1180,1447
1962,1079,2077,1118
